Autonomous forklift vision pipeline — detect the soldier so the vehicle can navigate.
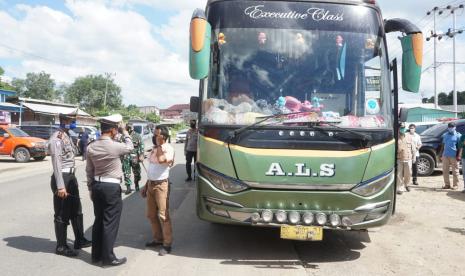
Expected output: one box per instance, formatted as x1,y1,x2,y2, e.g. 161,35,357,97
86,114,133,266
49,113,91,257
121,124,144,194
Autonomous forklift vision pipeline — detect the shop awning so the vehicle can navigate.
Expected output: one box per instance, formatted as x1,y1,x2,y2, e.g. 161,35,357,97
0,102,21,112
22,102,90,116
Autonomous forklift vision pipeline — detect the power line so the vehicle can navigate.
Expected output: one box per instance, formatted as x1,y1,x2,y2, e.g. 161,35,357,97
0,43,73,68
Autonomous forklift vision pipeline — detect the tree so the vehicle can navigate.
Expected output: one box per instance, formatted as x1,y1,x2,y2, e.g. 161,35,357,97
65,74,123,114
0,66,15,91
119,104,144,121
12,72,57,100
146,112,161,123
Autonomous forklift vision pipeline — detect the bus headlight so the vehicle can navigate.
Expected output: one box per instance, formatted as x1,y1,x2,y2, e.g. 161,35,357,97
329,214,341,227
198,165,248,193
316,213,327,225
288,211,300,224
261,210,273,223
275,210,287,223
352,171,394,197
302,212,314,225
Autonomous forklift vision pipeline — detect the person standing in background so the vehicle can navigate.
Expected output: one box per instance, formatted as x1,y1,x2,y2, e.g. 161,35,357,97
397,123,415,195
184,120,198,181
407,124,422,185
439,122,462,190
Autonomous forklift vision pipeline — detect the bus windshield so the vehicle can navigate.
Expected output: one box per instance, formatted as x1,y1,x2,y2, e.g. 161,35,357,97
202,1,391,129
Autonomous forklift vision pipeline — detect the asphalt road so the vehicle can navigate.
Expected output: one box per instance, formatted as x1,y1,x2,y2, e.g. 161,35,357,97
1,144,465,276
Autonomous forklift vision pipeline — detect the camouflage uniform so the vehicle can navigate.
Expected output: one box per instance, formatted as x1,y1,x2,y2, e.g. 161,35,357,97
121,131,144,192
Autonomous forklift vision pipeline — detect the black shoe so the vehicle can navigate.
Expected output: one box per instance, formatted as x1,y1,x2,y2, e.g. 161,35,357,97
125,188,132,195
135,185,140,192
406,186,410,192
145,240,163,247
56,246,78,257
91,257,101,264
159,246,171,256
185,177,192,182
396,190,403,195
102,257,127,267
74,238,92,249
412,181,419,186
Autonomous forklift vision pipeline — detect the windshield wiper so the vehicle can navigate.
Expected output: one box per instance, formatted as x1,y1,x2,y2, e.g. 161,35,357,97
228,111,313,140
319,121,372,144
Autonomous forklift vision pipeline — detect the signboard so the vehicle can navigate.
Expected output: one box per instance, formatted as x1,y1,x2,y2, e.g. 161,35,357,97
0,111,11,124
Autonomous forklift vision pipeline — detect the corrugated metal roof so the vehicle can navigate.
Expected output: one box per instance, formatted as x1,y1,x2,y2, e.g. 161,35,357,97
22,102,91,116
0,102,21,112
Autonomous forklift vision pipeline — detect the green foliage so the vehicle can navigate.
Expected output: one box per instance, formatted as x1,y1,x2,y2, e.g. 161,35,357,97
65,74,123,114
12,72,56,100
117,105,145,122
146,112,160,123
423,91,465,105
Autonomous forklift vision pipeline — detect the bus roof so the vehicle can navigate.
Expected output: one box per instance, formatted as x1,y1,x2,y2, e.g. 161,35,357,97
207,0,379,7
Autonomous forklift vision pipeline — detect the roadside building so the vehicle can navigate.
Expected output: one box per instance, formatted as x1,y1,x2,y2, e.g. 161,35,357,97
0,89,21,124
8,97,96,126
399,104,455,123
138,106,160,116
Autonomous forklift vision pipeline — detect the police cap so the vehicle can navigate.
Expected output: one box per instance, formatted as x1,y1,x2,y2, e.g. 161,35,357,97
99,114,123,132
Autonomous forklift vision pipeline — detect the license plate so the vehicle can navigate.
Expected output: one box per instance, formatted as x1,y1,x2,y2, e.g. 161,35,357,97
280,225,323,241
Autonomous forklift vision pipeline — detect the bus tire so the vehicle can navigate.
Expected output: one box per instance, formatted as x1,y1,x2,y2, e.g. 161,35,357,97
14,147,31,163
417,153,435,176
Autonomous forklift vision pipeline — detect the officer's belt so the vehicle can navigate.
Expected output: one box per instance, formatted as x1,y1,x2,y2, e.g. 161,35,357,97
94,176,121,184
62,167,75,174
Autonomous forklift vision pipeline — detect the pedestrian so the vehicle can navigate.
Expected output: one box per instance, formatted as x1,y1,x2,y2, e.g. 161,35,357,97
78,131,89,161
121,124,144,194
184,119,198,181
142,125,174,256
168,127,172,143
439,122,462,190
397,122,415,195
457,127,465,193
86,114,134,266
407,124,422,185
49,113,91,257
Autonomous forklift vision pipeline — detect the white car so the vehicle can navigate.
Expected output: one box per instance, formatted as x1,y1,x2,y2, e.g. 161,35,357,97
176,130,188,143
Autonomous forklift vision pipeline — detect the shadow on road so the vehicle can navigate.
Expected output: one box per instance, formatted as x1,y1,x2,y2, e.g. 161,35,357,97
3,236,93,264
444,227,465,235
446,191,465,202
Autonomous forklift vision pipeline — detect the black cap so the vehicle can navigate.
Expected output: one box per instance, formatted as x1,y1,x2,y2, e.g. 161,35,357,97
448,122,456,127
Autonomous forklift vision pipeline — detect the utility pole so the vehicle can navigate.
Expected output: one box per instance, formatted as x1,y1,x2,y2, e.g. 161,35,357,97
446,4,464,118
103,72,115,110
427,7,439,108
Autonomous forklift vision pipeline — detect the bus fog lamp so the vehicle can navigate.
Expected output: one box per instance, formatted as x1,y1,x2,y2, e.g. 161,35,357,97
342,217,353,227
288,211,300,224
275,210,287,223
302,212,314,225
329,214,341,227
261,210,273,223
316,213,327,225
251,212,261,223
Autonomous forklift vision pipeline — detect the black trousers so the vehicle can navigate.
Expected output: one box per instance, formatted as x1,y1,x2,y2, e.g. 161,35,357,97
412,161,418,182
51,173,82,224
91,182,123,262
186,151,197,177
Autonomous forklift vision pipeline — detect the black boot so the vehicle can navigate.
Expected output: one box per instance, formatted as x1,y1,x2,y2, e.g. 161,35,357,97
135,182,140,192
125,186,133,195
54,221,78,257
71,215,92,249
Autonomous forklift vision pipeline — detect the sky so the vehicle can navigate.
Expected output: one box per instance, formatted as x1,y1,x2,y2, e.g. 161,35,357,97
0,0,464,108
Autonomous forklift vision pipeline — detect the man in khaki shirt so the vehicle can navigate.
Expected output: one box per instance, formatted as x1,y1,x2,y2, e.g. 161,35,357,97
397,123,415,194
86,114,133,267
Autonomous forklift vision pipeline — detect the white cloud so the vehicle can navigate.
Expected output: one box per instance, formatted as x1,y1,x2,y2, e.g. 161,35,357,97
0,0,207,108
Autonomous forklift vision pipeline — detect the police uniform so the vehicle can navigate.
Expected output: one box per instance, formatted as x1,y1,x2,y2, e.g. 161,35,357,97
86,114,133,266
121,128,144,194
49,114,91,257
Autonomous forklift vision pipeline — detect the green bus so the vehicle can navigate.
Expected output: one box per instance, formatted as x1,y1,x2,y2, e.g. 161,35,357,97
189,0,423,241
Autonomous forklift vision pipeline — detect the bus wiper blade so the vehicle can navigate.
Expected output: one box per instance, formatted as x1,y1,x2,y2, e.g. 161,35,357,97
322,121,372,143
229,111,313,140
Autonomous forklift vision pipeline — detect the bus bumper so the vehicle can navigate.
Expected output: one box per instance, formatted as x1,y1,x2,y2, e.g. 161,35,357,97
196,174,395,230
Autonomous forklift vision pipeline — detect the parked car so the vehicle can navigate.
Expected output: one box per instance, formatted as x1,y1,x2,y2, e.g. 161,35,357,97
19,125,80,153
0,124,47,162
176,129,188,143
418,120,465,176
406,121,441,135
73,126,98,141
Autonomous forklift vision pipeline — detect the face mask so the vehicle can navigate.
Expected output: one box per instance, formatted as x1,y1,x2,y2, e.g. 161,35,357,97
399,127,406,134
70,122,77,130
448,127,455,133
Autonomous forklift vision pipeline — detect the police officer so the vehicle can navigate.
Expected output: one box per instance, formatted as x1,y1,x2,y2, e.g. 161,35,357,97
86,114,133,266
49,113,91,257
121,124,144,194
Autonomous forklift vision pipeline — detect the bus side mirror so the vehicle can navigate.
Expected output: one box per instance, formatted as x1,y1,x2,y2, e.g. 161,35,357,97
190,96,200,112
400,33,423,92
189,9,211,80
